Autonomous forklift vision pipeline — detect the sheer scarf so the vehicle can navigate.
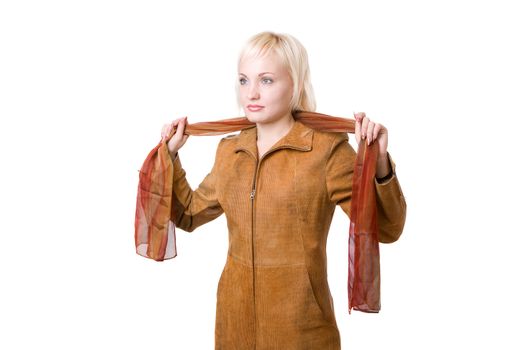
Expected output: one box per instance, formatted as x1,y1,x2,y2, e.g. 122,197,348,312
134,110,381,314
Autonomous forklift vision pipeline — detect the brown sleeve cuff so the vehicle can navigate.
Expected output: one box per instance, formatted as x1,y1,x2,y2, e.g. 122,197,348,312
375,152,396,186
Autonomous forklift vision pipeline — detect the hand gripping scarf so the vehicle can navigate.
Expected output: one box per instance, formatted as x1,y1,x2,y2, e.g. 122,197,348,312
134,110,381,314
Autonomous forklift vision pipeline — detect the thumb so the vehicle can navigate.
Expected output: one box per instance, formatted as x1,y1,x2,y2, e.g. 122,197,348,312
175,117,187,137
353,112,361,141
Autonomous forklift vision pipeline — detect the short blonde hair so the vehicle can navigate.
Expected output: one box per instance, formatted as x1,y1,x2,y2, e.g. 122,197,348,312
236,31,316,114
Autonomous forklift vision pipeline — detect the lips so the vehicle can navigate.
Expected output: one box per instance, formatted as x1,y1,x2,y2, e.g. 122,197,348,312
247,105,264,111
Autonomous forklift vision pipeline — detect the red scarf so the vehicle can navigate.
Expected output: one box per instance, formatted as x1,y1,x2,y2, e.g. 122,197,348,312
134,110,381,314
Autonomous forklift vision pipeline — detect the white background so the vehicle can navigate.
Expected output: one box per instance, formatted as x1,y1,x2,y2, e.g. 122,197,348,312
1,0,523,349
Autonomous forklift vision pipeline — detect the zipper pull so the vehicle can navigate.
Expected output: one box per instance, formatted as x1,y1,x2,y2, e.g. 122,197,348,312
250,189,256,200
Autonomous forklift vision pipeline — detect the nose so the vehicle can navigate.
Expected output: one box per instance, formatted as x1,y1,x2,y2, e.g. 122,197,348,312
247,82,260,100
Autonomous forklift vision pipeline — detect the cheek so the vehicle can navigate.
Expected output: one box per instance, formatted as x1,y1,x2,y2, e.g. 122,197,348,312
269,86,292,104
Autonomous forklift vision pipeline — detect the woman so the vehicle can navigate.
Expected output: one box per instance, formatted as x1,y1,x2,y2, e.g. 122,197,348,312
160,32,406,349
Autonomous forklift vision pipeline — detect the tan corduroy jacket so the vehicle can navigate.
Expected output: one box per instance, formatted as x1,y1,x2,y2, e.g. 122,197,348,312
170,119,406,349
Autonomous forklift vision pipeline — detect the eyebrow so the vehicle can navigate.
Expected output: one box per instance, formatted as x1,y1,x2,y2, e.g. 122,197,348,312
239,72,275,77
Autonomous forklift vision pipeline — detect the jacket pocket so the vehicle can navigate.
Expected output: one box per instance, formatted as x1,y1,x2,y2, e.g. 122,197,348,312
256,264,332,329
300,264,333,326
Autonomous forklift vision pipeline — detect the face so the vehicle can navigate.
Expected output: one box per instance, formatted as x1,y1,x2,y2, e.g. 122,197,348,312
238,52,294,125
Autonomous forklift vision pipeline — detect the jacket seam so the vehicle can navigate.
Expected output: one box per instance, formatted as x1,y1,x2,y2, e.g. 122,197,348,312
323,134,342,203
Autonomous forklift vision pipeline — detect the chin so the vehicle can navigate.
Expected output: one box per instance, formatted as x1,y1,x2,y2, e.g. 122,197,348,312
245,112,267,124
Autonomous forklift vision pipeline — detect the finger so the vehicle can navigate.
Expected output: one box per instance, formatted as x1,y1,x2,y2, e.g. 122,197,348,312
175,117,186,137
355,112,367,139
361,116,369,140
169,117,182,130
170,118,180,131
367,121,375,145
165,124,174,139
161,124,169,139
171,116,184,130
354,112,365,122
372,122,382,142
182,116,189,133
354,114,361,143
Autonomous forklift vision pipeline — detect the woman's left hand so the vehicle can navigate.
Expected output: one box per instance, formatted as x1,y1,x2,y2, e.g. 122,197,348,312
353,112,388,153
354,112,391,178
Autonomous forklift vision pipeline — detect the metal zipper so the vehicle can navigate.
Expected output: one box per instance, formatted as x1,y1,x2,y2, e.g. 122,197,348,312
244,146,302,349
250,158,259,349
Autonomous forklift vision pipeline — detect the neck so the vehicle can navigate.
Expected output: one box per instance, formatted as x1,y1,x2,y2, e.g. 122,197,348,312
256,112,295,142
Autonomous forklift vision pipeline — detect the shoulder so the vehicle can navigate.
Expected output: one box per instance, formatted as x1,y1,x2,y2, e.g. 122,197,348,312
313,129,355,164
215,128,250,153
310,127,350,152
217,133,237,151
219,131,242,145
218,125,255,144
222,133,240,140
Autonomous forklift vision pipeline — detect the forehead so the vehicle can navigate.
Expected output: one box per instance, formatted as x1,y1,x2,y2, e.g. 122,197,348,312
238,51,287,75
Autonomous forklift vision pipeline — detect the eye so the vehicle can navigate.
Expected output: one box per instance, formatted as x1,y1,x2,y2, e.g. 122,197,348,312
262,78,273,84
239,77,247,85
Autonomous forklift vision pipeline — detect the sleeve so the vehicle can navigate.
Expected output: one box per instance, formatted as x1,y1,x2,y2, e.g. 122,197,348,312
325,134,407,243
169,139,224,232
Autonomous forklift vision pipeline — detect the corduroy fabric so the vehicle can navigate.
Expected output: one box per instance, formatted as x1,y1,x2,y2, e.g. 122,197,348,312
136,111,406,349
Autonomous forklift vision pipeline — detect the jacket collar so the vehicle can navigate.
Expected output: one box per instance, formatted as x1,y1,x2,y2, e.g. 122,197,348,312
234,116,314,159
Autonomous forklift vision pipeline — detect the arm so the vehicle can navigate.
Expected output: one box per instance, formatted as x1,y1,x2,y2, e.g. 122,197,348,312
169,140,224,232
325,133,407,243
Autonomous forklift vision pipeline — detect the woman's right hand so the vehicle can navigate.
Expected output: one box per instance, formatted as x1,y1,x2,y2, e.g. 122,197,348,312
161,116,190,159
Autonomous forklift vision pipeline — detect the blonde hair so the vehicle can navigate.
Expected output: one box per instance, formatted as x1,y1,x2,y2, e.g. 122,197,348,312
235,31,316,114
